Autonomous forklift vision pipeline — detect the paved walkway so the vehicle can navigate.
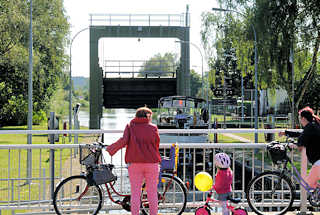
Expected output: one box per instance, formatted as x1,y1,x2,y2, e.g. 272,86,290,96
222,133,252,143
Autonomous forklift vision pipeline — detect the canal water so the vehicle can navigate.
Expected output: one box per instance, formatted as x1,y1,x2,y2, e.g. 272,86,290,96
78,109,208,143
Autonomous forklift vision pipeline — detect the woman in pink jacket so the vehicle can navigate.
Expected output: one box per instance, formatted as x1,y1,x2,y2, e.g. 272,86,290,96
106,107,161,215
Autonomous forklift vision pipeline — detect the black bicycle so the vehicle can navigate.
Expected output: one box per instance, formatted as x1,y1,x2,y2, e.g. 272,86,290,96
52,142,187,215
246,140,320,215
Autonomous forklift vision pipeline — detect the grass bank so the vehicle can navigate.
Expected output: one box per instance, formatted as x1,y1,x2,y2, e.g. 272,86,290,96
0,123,96,215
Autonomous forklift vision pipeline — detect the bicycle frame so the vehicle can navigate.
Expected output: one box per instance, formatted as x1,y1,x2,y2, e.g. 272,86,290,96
204,197,237,213
53,142,188,215
245,141,320,215
277,152,314,195
86,143,183,209
199,188,242,214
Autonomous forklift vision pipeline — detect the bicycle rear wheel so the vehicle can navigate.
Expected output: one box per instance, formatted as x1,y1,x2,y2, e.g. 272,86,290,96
53,175,103,215
246,171,294,215
141,173,187,215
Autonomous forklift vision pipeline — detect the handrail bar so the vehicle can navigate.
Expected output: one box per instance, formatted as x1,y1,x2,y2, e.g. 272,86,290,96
0,128,302,135
0,143,266,150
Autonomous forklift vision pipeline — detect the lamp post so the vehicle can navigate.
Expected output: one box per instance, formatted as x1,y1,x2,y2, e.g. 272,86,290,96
69,27,88,141
175,40,204,100
27,0,33,182
290,44,294,128
212,7,258,143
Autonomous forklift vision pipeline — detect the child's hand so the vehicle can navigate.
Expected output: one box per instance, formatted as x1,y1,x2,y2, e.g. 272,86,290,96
288,143,297,149
278,131,285,137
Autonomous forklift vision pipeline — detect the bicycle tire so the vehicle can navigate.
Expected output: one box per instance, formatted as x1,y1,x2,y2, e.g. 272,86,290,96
141,173,187,215
53,175,103,215
308,188,320,207
195,206,211,215
246,171,294,215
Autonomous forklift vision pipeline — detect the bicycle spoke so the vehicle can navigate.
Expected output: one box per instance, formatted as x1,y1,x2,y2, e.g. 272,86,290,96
246,172,294,215
141,174,187,215
53,175,102,215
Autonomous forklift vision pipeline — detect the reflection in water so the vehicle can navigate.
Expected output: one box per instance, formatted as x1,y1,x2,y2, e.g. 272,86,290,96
78,109,207,143
77,109,135,130
77,109,135,168
101,109,136,130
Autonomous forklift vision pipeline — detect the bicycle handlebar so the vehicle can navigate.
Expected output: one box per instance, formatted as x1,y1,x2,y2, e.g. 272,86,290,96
267,137,297,152
85,141,108,151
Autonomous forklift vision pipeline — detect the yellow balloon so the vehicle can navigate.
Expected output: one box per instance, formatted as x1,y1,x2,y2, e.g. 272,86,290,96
194,172,213,192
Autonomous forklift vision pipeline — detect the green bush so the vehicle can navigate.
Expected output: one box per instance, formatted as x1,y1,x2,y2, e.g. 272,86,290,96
33,110,47,125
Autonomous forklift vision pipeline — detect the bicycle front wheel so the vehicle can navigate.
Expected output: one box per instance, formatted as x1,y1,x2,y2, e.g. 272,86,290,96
53,175,103,215
195,206,211,215
141,173,187,215
246,171,294,215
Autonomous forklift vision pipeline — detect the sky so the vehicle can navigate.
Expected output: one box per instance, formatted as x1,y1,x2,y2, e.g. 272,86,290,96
64,0,218,77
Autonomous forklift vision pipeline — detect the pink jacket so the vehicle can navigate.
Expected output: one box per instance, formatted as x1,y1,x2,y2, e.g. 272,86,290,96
213,168,233,194
106,117,161,164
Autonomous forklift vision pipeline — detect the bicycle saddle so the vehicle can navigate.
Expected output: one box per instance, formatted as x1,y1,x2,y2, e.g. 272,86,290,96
227,196,241,204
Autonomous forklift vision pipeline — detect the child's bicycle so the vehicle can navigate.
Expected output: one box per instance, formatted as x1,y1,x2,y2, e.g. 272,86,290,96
52,142,187,215
195,187,248,215
245,140,320,215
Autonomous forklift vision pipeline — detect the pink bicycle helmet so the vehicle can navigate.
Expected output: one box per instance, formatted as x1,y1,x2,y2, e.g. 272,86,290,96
214,152,231,168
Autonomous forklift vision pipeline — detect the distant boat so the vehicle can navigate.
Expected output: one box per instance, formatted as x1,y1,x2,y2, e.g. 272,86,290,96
157,96,209,129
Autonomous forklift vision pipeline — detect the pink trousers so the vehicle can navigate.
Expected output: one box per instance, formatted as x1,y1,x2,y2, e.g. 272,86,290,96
128,163,159,215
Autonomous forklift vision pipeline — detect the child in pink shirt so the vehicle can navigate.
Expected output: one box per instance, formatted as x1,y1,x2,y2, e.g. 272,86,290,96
213,153,233,215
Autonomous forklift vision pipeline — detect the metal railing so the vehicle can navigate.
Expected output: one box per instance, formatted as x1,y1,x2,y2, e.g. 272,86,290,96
103,60,176,79
0,129,312,214
89,13,188,27
211,115,291,129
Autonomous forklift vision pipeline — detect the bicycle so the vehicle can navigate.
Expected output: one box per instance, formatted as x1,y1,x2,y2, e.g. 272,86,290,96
52,142,187,215
246,140,320,215
195,187,248,215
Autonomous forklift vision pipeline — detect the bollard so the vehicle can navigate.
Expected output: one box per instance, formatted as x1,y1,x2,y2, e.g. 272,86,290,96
213,118,218,143
73,103,81,157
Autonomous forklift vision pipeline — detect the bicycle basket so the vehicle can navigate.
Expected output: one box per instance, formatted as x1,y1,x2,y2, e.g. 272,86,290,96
92,164,117,185
79,145,100,166
267,142,287,164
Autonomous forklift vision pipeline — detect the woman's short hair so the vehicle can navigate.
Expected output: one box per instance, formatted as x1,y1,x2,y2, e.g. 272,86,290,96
135,106,152,118
299,106,319,123
300,110,313,122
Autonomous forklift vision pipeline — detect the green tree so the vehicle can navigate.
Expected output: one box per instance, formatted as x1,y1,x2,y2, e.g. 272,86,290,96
299,72,320,112
0,0,27,57
190,69,202,98
139,53,178,77
202,10,255,95
138,52,203,98
202,0,320,118
0,0,69,126
250,0,320,118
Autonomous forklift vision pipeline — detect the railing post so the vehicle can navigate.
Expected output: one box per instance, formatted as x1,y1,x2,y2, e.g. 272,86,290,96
299,147,308,214
43,168,46,200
